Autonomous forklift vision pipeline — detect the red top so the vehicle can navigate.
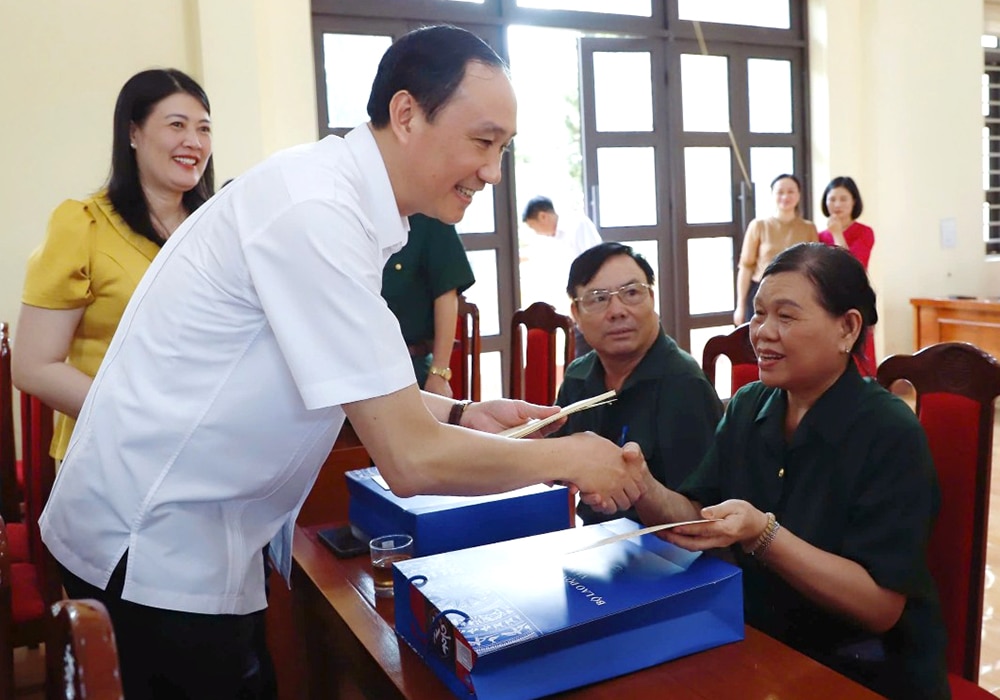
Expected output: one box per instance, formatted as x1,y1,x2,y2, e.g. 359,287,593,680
818,221,875,269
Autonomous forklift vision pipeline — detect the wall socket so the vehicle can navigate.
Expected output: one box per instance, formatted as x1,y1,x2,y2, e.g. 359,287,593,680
940,217,957,249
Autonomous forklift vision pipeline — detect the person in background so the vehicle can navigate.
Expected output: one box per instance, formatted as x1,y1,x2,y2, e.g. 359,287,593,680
522,195,602,356
382,213,475,395
819,175,876,375
734,174,817,325
608,243,947,700
553,242,722,525
40,26,647,699
12,68,214,461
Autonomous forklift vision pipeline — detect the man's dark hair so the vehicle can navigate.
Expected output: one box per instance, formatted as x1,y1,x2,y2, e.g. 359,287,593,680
762,242,877,359
820,175,864,219
566,242,655,298
367,25,506,129
522,195,555,222
108,68,215,246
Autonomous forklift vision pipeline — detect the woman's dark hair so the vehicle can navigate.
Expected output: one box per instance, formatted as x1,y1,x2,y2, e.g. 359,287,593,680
820,176,864,219
367,25,507,128
762,242,878,359
770,173,802,191
566,242,655,298
107,68,215,246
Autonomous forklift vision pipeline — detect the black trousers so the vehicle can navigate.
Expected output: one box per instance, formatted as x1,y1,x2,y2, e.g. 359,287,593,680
61,554,274,700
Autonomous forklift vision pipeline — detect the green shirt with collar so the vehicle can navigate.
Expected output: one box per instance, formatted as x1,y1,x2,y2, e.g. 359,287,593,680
554,329,723,524
680,363,947,700
381,214,475,387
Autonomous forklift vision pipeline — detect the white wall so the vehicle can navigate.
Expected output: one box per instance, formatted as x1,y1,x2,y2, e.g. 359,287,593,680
810,0,991,359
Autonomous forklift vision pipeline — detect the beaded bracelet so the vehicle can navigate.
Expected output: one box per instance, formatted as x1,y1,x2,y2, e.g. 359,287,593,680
745,512,780,558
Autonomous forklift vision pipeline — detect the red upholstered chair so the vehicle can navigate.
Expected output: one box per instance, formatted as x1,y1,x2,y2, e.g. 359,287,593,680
510,302,575,406
46,599,124,700
877,342,1000,699
0,324,28,566
448,295,481,401
701,323,758,397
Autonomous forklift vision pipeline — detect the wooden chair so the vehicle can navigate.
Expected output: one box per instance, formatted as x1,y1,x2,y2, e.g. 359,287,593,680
46,599,123,700
0,322,22,526
0,513,46,700
877,342,1000,698
701,323,758,397
19,392,59,607
510,302,575,406
448,295,481,401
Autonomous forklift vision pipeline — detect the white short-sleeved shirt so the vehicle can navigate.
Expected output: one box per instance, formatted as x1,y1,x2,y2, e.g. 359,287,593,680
555,212,602,258
40,125,417,615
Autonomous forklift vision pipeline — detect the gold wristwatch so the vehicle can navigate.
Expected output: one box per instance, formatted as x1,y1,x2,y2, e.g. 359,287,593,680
428,365,452,381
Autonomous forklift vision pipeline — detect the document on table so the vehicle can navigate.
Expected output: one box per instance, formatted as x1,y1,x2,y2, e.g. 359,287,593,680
567,519,721,553
498,389,617,439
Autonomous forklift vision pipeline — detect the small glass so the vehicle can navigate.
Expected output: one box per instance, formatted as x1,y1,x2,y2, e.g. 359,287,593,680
369,534,414,598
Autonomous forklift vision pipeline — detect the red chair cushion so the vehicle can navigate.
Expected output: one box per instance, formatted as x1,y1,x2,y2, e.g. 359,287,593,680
524,328,553,405
920,391,982,676
10,561,46,624
731,363,759,395
15,458,23,490
6,521,29,562
948,673,998,699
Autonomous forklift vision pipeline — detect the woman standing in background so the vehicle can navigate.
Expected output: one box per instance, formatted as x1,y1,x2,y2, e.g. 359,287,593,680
734,174,818,325
12,68,214,459
819,175,876,374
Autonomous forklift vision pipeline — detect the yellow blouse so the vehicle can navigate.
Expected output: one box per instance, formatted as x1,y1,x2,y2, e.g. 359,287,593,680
21,192,161,459
738,216,819,282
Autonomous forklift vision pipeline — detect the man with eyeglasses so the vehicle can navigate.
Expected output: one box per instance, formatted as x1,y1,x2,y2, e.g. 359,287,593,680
553,242,723,525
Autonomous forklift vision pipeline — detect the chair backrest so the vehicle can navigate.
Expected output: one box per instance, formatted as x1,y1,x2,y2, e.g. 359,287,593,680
19,392,59,606
47,599,124,700
449,295,481,401
876,341,1000,682
0,323,19,524
510,302,575,405
701,323,758,396
0,515,13,700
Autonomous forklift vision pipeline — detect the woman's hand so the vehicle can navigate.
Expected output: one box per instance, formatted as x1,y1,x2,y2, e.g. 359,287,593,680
660,499,769,551
423,372,453,398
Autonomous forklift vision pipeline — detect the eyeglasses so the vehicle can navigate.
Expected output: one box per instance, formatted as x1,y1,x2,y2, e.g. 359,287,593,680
573,282,653,314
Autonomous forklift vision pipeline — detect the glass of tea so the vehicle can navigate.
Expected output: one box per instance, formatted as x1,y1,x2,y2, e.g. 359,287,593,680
369,534,414,597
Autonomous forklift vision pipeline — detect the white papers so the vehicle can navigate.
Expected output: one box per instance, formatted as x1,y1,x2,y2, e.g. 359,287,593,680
498,390,617,439
567,519,721,554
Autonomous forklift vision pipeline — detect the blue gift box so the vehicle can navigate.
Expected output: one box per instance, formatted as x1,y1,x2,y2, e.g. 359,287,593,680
346,467,571,556
393,518,744,700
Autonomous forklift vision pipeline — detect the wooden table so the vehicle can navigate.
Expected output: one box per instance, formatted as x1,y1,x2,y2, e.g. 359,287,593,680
912,297,1000,360
290,523,883,700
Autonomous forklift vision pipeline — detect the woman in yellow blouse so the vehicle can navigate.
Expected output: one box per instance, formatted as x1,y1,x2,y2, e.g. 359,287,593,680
733,174,818,326
12,69,214,460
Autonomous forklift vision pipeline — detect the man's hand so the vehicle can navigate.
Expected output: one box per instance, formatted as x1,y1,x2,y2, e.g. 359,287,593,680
461,399,562,435
573,439,649,514
424,372,453,398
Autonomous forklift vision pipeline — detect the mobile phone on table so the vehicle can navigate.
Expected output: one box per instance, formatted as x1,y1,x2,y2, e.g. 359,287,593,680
318,524,369,559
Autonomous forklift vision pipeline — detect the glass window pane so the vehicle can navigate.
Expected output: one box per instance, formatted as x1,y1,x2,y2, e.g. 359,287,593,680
481,351,502,401
747,58,792,133
596,147,657,227
684,147,732,224
323,34,392,129
680,54,729,133
690,325,739,399
464,250,500,336
594,52,653,132
749,147,793,220
456,186,496,234
628,240,660,314
678,0,790,29
517,0,651,17
687,238,735,315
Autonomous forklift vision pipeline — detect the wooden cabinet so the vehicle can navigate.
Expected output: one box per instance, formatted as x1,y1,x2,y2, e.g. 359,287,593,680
911,297,1000,361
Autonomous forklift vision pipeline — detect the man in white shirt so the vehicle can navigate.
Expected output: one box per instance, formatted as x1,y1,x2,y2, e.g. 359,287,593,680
40,26,648,699
522,195,603,355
